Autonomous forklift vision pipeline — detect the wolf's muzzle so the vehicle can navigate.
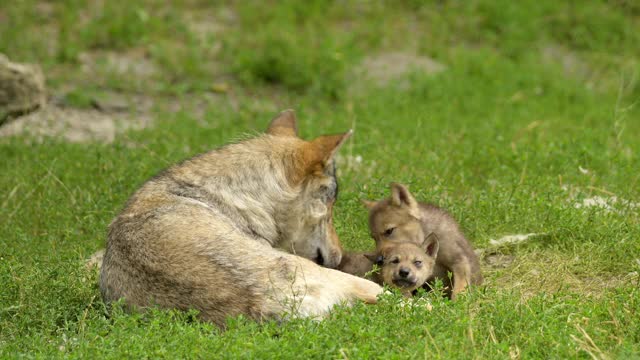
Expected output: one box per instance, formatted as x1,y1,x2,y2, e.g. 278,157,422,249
314,248,325,266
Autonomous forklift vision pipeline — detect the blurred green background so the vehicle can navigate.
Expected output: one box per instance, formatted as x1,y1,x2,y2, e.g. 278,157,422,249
1,1,639,358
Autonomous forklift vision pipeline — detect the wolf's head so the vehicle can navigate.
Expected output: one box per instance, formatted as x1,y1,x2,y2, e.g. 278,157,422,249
363,183,425,247
366,233,439,295
266,110,350,269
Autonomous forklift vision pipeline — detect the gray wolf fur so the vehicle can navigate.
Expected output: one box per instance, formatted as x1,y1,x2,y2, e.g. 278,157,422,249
363,183,483,299
100,110,382,327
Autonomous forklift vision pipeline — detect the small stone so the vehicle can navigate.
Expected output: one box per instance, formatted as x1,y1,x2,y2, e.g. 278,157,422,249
85,249,105,270
484,253,515,268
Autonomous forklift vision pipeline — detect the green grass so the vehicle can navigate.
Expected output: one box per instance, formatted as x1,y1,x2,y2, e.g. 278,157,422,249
1,0,639,358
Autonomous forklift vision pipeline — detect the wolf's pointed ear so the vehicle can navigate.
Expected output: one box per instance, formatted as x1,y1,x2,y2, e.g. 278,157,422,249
390,183,418,210
422,232,440,258
361,199,377,210
301,130,352,173
310,130,352,162
287,130,352,185
266,109,298,137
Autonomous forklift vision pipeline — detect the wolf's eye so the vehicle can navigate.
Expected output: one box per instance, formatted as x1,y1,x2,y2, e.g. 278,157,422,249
414,260,423,267
391,258,400,264
375,255,384,265
383,227,396,237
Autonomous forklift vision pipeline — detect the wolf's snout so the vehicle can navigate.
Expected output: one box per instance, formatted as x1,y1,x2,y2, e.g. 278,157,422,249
398,267,410,278
315,248,342,269
328,248,342,268
314,248,325,266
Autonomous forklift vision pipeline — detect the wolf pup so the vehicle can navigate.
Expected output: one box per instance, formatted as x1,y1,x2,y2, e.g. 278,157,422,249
363,183,482,299
100,110,382,328
339,233,439,297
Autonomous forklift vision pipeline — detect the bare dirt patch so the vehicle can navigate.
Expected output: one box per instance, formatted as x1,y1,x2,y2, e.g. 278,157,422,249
183,7,235,43
540,44,624,91
79,49,159,79
0,102,152,143
350,52,446,93
541,45,591,80
1,48,163,144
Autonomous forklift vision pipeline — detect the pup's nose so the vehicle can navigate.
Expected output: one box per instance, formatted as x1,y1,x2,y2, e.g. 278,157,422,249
398,267,410,278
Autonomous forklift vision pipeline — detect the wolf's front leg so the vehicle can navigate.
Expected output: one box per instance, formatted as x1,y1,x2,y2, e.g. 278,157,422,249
450,260,472,300
263,256,382,321
297,266,382,318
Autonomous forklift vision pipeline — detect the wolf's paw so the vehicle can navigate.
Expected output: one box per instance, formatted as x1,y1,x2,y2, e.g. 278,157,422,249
352,278,383,304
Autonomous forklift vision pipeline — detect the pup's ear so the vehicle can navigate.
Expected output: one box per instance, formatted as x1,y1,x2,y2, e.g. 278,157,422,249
361,199,377,210
422,232,440,258
266,109,298,137
364,252,384,265
390,183,420,218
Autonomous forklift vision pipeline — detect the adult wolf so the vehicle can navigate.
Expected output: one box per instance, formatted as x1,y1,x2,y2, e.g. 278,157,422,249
100,110,382,327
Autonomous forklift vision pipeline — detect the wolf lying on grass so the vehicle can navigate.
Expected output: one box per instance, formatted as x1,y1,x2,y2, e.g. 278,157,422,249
339,233,440,297
100,110,382,327
363,183,483,299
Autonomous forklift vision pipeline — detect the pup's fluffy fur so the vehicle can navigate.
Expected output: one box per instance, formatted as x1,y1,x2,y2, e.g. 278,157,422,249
339,233,439,297
363,183,483,299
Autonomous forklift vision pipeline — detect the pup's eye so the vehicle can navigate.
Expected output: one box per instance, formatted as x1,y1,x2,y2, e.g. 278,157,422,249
414,260,423,267
383,227,396,237
375,255,384,265
391,258,400,264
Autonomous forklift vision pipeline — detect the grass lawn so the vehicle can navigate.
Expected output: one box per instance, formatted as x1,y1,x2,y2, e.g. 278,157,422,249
1,1,639,358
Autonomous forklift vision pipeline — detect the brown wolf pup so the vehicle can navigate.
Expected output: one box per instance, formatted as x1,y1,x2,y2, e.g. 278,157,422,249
339,234,440,297
100,110,382,327
363,183,483,299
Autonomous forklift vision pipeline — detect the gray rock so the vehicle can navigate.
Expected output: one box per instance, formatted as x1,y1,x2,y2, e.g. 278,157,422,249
0,53,47,125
